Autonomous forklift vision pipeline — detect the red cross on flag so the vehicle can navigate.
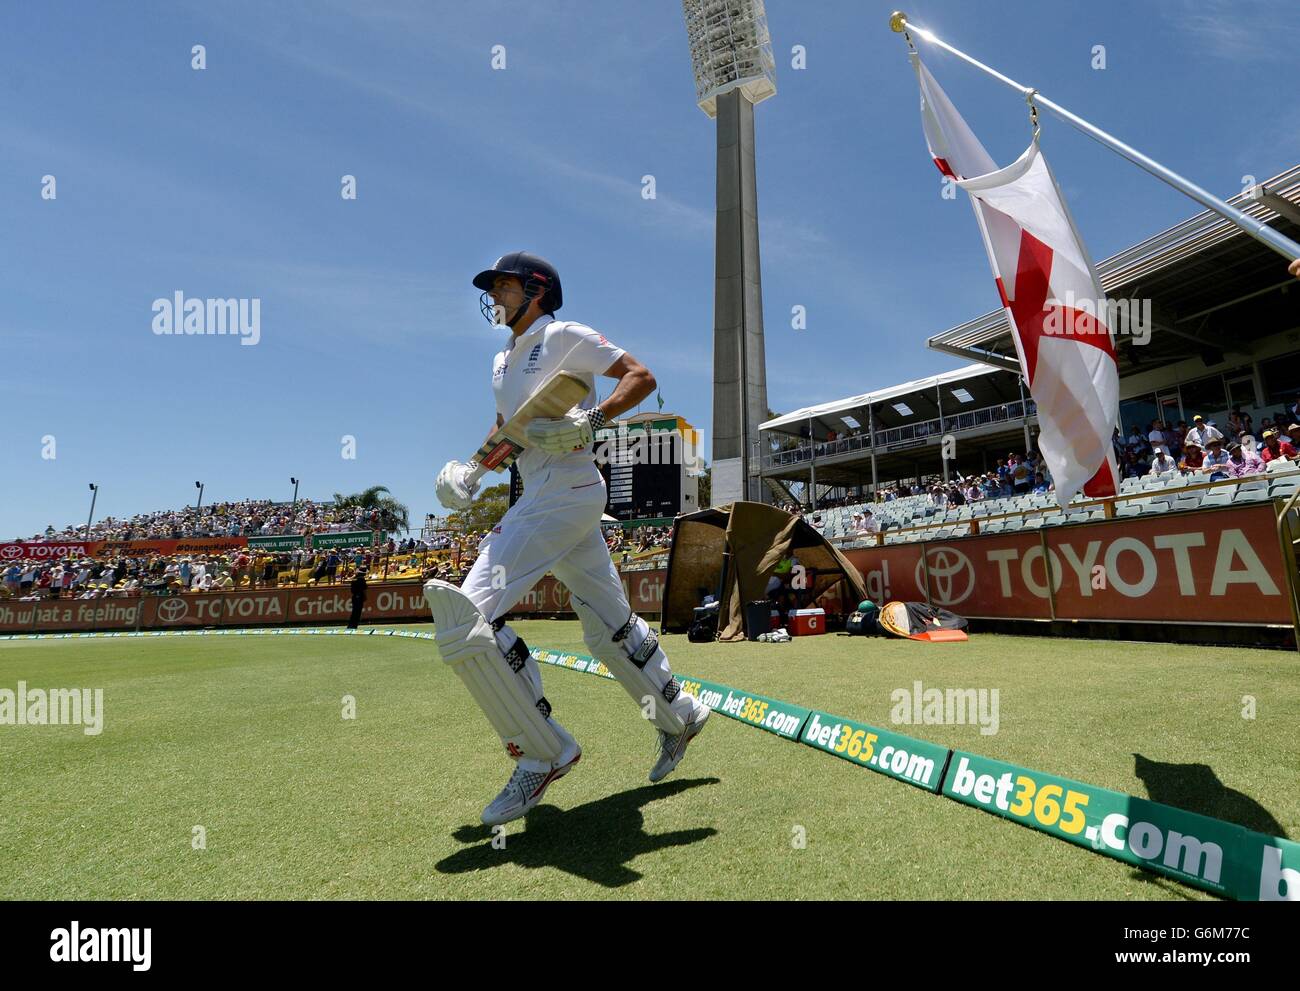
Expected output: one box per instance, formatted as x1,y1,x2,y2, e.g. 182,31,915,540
913,56,1119,506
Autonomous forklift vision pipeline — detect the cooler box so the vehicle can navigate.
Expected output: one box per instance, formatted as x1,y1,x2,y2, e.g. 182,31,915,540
789,608,826,636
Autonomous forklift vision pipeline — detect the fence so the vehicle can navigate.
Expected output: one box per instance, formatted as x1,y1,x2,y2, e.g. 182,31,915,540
760,399,1038,469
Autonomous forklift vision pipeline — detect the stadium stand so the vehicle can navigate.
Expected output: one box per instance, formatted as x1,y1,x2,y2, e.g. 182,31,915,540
2,503,673,604
28,497,381,543
819,462,1300,548
760,163,1300,557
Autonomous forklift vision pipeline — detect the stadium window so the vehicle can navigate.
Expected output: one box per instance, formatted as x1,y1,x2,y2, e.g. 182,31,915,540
1179,373,1229,425
1225,373,1258,415
1120,393,1158,433
950,388,975,404
892,402,913,417
1260,352,1300,406
1157,393,1182,427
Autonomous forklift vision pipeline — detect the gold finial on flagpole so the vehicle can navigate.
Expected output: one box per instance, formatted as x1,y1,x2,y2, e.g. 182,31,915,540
889,11,909,32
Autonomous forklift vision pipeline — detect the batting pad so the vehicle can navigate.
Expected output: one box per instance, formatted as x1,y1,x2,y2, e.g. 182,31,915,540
572,598,693,736
423,579,565,764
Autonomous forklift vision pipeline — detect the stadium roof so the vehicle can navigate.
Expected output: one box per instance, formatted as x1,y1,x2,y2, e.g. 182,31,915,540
928,163,1300,373
757,164,1300,454
761,364,988,432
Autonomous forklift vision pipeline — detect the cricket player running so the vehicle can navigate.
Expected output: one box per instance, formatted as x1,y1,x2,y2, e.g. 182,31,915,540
426,252,710,825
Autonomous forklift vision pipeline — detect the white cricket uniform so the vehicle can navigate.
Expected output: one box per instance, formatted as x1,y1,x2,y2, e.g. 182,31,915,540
460,319,629,630
490,319,623,483
455,318,704,767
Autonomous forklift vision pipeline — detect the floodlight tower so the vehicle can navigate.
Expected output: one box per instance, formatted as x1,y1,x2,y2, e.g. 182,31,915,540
682,0,776,505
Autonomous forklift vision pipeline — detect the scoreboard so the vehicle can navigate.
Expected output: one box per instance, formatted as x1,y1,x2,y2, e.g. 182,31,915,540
596,424,700,522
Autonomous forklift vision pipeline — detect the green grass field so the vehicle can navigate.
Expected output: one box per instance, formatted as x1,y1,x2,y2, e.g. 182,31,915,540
1,623,1296,900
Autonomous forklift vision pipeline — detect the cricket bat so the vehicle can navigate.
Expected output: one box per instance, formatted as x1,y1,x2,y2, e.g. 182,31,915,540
465,370,591,485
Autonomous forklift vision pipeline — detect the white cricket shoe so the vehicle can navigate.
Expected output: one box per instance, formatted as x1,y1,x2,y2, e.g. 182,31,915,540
481,741,581,826
648,705,710,783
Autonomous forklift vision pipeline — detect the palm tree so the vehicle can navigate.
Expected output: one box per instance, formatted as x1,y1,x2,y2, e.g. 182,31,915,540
331,485,410,535
696,464,711,508
445,484,511,534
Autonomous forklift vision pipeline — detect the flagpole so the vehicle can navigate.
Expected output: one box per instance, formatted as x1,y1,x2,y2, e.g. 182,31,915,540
888,11,1300,265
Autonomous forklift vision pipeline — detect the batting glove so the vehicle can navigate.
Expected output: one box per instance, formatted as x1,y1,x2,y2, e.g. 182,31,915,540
525,407,606,454
435,460,480,511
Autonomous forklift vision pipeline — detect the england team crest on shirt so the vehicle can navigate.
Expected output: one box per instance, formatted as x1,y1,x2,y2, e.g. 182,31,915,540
524,342,543,374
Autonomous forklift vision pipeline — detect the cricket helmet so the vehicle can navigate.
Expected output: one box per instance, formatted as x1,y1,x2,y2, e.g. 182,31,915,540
473,251,563,327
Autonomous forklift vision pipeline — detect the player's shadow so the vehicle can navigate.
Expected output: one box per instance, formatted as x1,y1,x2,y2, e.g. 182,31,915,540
1133,753,1288,838
436,777,720,887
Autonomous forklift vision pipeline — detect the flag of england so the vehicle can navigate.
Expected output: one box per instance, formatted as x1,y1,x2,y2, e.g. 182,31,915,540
913,56,1120,505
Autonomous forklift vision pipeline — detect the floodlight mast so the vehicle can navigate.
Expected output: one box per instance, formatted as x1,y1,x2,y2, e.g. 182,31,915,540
682,1,777,505
683,0,777,118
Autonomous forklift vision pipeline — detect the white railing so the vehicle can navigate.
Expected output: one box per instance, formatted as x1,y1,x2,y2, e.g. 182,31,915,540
759,400,1037,470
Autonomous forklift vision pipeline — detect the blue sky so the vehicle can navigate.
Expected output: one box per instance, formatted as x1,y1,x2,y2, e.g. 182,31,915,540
3,0,1298,539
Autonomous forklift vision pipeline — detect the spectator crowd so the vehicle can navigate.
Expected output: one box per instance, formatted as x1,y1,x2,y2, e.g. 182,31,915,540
22,498,387,544
1113,402,1300,483
0,539,474,604
3,497,681,603
794,450,1054,536
790,402,1300,536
